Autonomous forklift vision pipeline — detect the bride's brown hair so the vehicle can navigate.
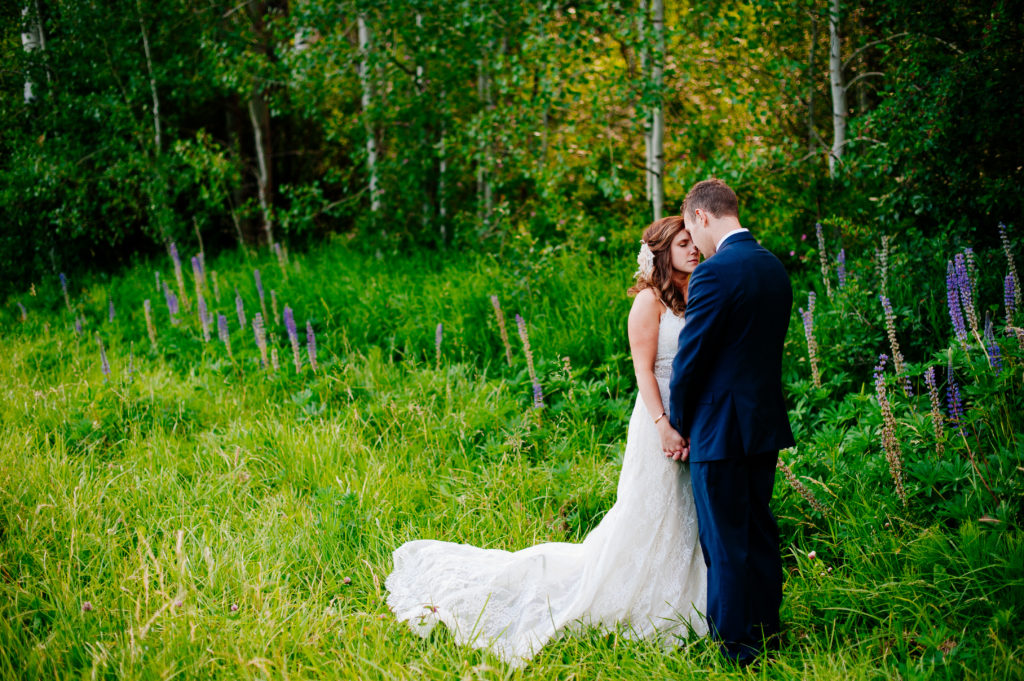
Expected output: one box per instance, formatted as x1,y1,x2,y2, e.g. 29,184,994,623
627,216,690,316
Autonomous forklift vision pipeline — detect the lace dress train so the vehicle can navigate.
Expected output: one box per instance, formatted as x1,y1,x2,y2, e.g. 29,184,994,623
384,310,707,666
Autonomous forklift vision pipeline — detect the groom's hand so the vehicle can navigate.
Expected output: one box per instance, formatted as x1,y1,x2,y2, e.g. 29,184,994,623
668,437,690,462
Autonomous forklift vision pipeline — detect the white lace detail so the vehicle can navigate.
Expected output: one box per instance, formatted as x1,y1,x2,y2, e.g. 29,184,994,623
385,308,706,667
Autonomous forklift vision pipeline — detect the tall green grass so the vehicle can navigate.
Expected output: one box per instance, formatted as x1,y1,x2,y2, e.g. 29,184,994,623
0,234,1021,680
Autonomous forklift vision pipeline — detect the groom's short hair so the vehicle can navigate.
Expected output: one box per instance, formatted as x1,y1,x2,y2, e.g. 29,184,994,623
682,179,739,220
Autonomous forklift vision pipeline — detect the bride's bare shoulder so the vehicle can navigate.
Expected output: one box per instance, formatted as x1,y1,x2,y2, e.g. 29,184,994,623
629,287,665,321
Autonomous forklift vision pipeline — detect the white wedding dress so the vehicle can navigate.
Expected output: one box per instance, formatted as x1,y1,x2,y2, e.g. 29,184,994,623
385,308,707,666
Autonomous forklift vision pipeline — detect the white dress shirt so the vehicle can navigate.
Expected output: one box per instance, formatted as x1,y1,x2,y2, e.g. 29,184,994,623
716,228,750,252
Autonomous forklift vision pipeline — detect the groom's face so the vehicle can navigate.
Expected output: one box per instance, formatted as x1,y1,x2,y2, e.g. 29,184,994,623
685,209,715,258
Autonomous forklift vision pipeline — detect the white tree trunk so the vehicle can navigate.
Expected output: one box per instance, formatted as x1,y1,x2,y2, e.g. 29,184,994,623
20,4,44,103
358,15,381,217
136,0,162,154
477,54,493,227
248,96,274,245
650,0,665,220
637,0,652,202
828,0,846,178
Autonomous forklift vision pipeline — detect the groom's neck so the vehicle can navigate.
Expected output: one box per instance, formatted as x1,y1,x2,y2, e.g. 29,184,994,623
707,216,743,247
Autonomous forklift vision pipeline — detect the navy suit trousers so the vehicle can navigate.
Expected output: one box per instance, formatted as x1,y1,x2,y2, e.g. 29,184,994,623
690,452,782,663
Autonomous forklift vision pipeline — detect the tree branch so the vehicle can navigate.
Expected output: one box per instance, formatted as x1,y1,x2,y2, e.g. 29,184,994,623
843,71,884,91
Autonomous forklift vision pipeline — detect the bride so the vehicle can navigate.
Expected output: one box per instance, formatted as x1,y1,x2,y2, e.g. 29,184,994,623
385,216,708,666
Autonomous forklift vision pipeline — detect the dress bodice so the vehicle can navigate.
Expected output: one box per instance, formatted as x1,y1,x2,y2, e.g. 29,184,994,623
654,308,685,383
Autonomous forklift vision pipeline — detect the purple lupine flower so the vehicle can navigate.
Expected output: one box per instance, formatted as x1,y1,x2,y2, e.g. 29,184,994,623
284,305,301,372
60,272,72,310
954,252,979,336
254,269,268,322
924,366,944,456
191,256,206,303
998,223,1021,307
97,335,110,378
984,319,1002,374
235,289,246,329
1006,274,1017,331
800,292,821,388
491,295,513,366
143,299,157,346
879,295,911,396
170,243,186,306
108,299,115,323
873,354,906,505
198,294,211,342
306,321,318,372
155,270,161,294
16,302,27,321
516,314,543,409
946,261,968,346
837,249,847,288
946,357,965,437
74,316,82,335
218,314,232,358
435,322,443,366
253,313,268,369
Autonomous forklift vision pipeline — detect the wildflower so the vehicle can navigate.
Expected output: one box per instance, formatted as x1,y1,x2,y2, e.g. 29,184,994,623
230,604,239,612
235,289,246,329
998,223,1021,307
946,355,964,437
74,316,83,335
254,269,268,321
306,321,318,372
435,322,443,367
879,295,911,396
954,252,979,337
984,318,1002,374
197,294,211,342
490,295,513,366
108,299,115,323
143,299,157,347
155,270,161,294
837,249,847,288
271,347,280,372
59,272,71,311
876,235,890,299
271,290,280,325
163,281,179,323
16,301,27,321
562,356,574,400
174,600,183,609
82,601,93,612
191,255,205,300
815,223,833,299
924,366,944,456
807,551,817,560
96,335,110,379
777,459,828,515
170,242,187,310
945,261,968,347
799,292,821,388
874,355,907,506
253,313,268,369
343,576,352,585
516,314,543,409
284,305,301,372
1006,274,1017,331
218,314,232,359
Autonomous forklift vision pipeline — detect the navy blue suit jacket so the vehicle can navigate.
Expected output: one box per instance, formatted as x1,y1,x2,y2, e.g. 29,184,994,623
669,231,795,462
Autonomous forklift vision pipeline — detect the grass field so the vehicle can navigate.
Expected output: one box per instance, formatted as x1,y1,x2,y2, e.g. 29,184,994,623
1,236,1022,680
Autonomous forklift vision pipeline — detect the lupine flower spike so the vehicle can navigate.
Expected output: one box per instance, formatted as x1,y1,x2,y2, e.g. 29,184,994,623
170,243,187,310
800,292,821,388
946,354,965,438
16,302,27,322
815,223,833,300
945,261,968,348
97,334,111,380
924,367,944,456
516,314,543,409
874,355,907,506
108,299,115,323
198,294,211,342
984,317,1002,374
998,223,1021,307
191,256,205,301
1006,274,1017,331
836,249,847,289
876,235,890,300
143,300,157,347
777,459,828,515
218,314,232,359
435,323,443,367
490,295,513,366
254,269,268,322
74,316,83,335
954,252,979,338
163,281,179,325
306,321,318,372
59,272,71,311
879,295,911,396
284,306,301,372
270,348,280,372
235,289,246,329
253,313,268,369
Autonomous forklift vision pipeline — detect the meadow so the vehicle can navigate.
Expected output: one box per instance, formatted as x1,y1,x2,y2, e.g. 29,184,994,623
0,225,1022,680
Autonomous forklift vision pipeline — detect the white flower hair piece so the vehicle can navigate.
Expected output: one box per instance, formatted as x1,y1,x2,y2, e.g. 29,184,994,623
635,240,655,280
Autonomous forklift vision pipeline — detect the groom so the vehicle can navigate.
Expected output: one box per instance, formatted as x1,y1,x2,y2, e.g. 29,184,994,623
668,178,795,665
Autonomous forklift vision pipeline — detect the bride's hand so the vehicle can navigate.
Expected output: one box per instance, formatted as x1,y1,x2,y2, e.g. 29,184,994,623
657,421,687,460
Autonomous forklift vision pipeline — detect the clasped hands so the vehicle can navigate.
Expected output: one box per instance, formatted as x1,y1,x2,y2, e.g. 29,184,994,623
657,419,690,461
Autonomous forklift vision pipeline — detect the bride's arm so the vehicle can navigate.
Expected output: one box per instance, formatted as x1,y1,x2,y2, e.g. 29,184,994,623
627,289,685,457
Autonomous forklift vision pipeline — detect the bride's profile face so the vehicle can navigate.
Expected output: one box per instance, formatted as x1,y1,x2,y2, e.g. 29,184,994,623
670,229,701,274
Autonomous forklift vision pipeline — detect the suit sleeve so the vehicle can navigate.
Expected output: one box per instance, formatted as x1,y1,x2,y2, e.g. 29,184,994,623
669,265,726,436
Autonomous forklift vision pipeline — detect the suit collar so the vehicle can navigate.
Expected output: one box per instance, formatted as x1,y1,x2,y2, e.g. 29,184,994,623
717,230,755,251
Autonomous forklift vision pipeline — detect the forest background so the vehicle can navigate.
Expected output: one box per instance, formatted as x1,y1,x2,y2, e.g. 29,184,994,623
1,1,1023,680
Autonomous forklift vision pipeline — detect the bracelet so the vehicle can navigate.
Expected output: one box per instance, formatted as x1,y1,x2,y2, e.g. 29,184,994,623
653,412,667,425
